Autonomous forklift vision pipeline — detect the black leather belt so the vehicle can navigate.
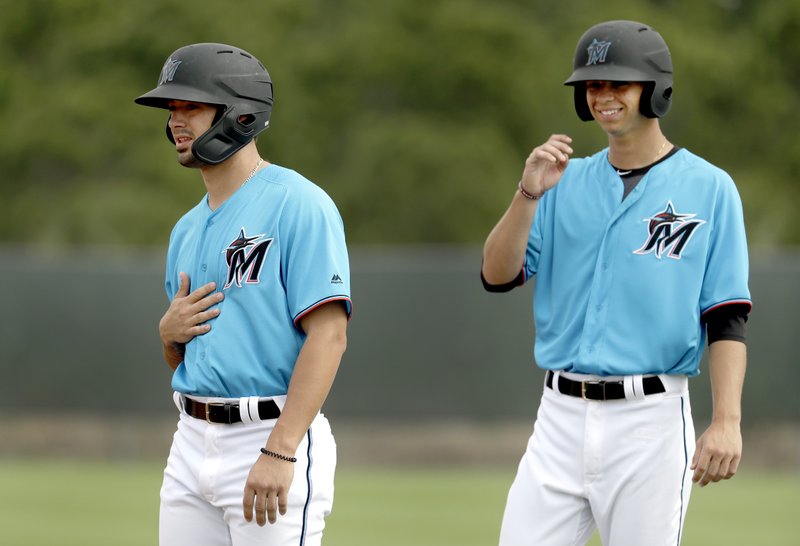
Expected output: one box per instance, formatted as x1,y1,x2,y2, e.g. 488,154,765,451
182,396,281,424
545,370,665,401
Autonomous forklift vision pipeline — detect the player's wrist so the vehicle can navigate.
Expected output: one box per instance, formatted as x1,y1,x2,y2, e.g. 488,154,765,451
260,447,297,463
163,339,185,354
518,180,544,200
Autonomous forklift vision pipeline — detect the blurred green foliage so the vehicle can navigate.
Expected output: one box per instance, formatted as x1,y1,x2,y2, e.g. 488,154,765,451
1,0,797,246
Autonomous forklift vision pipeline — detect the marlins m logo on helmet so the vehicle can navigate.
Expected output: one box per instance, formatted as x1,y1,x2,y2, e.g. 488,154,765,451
586,39,612,65
158,58,182,86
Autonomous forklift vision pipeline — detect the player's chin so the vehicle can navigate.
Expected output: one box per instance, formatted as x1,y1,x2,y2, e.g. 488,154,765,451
177,150,203,169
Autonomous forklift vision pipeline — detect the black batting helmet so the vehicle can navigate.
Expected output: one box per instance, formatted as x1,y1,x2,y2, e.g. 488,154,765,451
135,43,273,165
564,20,673,121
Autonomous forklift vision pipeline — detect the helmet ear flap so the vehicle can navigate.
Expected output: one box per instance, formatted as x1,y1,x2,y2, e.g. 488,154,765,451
639,82,658,118
165,119,175,144
191,106,271,165
573,83,594,122
640,82,673,118
640,82,657,118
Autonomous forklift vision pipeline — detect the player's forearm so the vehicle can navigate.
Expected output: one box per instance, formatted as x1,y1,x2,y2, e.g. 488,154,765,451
266,309,348,456
482,191,538,284
707,340,747,423
162,341,184,371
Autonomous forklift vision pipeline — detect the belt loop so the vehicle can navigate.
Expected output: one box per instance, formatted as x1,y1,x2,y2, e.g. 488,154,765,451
552,370,562,395
624,375,646,401
173,391,185,413
248,397,263,424
238,397,254,424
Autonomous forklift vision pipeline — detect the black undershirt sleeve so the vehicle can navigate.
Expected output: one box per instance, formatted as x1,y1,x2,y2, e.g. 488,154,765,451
481,268,525,293
704,303,749,345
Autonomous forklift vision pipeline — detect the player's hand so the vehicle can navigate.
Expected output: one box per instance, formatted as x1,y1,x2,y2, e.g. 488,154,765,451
243,453,295,526
159,272,224,346
691,418,742,487
520,134,573,197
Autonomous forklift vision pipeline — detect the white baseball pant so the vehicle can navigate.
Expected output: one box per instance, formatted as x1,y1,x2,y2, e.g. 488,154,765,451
159,394,336,546
499,372,695,546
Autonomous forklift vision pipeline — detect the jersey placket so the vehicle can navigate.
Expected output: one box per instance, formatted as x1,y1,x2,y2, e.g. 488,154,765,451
578,173,650,370
193,209,220,365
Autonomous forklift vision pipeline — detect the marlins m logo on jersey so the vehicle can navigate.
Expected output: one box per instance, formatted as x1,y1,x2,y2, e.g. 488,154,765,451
586,39,612,65
223,228,273,288
634,202,705,259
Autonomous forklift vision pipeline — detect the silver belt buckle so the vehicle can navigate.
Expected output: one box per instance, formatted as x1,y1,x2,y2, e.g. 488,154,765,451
581,380,603,400
205,402,226,423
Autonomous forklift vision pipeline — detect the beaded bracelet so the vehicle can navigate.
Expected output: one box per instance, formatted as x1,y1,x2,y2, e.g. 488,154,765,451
518,181,542,200
260,447,297,463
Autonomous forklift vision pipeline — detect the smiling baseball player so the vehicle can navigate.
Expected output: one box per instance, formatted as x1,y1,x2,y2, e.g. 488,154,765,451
482,21,751,545
135,43,351,546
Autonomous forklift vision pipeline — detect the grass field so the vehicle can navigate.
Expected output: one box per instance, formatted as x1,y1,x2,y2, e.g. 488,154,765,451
1,459,797,545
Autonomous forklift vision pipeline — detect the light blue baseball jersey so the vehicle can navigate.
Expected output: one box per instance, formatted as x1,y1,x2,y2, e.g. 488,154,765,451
164,164,351,397
523,148,751,376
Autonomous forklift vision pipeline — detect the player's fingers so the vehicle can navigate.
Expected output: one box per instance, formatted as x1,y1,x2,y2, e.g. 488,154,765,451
242,487,255,523
691,447,709,483
266,491,278,525
187,324,212,337
193,307,221,325
196,291,225,312
256,493,269,527
278,488,288,516
703,457,722,486
725,454,741,479
529,146,564,166
176,272,191,297
690,438,704,470
547,137,574,157
714,458,731,483
181,280,217,304
547,134,573,145
546,141,573,163
718,448,742,481
692,464,705,485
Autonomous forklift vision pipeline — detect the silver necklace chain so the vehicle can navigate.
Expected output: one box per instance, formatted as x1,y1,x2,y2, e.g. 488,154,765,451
241,158,264,188
653,139,669,163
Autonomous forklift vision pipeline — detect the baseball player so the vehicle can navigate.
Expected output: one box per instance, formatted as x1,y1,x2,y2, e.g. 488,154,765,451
481,21,751,546
135,43,351,545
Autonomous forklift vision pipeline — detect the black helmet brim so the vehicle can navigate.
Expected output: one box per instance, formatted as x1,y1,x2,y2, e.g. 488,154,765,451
134,84,225,110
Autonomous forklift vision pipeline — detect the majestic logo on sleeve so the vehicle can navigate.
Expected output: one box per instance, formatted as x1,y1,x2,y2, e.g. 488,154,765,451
633,202,705,259
223,228,273,288
586,39,612,65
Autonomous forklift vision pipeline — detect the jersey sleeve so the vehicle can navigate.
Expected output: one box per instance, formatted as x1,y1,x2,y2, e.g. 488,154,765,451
699,175,752,316
279,186,352,329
